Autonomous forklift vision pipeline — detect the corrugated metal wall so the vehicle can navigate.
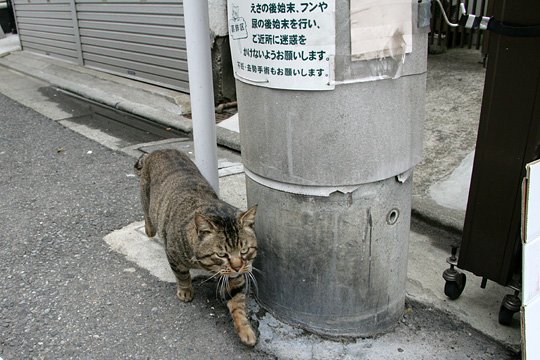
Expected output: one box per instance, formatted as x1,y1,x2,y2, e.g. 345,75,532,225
12,0,189,92
13,0,80,63
77,0,188,92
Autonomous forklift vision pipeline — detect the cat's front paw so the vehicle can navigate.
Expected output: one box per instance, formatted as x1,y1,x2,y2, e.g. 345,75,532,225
176,287,194,302
238,325,257,346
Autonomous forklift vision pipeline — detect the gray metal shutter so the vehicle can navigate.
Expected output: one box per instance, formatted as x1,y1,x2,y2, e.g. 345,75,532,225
12,0,189,92
12,0,81,63
76,0,189,92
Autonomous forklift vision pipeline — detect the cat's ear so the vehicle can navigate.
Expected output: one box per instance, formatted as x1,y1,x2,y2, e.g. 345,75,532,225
238,205,257,229
194,214,217,237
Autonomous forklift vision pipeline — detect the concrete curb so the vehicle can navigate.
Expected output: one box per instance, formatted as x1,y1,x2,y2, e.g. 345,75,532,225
0,50,243,152
216,126,241,152
0,51,193,133
412,196,465,235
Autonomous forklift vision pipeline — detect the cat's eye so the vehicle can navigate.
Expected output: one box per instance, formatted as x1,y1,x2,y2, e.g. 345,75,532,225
217,252,227,258
240,248,249,255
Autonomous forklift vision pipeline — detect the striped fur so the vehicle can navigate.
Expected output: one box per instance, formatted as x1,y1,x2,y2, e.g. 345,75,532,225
136,149,258,346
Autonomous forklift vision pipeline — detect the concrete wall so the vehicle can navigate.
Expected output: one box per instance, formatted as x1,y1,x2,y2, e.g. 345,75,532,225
209,0,236,102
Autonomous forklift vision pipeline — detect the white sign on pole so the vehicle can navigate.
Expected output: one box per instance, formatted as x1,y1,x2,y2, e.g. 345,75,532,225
227,0,336,90
521,159,540,360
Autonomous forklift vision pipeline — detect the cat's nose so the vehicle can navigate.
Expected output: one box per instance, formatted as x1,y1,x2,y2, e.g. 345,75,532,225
230,257,243,271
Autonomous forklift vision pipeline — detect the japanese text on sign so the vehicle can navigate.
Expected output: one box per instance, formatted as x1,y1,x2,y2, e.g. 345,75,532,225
228,1,336,90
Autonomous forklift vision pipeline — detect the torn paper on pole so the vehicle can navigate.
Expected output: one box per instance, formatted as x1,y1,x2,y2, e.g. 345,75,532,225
350,0,413,61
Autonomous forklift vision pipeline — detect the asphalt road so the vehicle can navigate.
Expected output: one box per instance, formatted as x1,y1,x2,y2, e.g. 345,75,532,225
0,93,271,359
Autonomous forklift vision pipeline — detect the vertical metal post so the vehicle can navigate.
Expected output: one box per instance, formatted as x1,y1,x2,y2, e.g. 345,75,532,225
183,0,219,194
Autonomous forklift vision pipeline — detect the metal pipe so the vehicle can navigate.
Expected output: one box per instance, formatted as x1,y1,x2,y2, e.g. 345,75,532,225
183,0,219,194
216,101,238,114
434,0,467,28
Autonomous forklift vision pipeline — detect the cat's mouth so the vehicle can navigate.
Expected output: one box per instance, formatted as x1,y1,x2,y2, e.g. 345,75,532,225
227,272,243,279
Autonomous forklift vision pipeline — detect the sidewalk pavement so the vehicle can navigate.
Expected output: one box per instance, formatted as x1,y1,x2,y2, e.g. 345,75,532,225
0,34,521,358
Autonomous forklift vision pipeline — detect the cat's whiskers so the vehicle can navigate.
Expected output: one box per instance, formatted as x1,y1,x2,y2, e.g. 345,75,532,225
245,270,259,298
216,274,226,299
222,275,232,299
214,272,231,300
251,265,264,276
243,273,250,295
197,270,222,285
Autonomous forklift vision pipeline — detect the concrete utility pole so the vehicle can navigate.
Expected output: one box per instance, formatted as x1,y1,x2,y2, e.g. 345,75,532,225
235,1,428,336
183,0,219,194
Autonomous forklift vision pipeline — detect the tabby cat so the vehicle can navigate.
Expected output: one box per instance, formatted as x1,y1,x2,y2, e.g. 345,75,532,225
134,149,258,346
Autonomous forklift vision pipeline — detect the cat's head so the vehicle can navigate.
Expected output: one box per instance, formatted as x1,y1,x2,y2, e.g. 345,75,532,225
192,205,257,278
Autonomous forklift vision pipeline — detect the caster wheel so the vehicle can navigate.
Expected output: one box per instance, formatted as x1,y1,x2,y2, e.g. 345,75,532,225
444,272,466,300
498,305,515,326
498,293,521,326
